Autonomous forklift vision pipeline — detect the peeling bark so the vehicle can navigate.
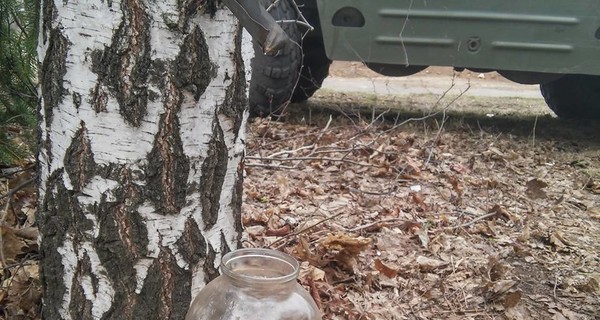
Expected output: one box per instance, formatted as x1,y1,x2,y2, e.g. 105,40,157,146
38,1,247,319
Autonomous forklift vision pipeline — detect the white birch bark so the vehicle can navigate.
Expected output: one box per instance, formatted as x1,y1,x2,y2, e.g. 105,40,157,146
37,1,247,319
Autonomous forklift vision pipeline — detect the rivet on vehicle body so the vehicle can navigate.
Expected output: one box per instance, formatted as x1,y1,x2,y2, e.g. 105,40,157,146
467,37,481,52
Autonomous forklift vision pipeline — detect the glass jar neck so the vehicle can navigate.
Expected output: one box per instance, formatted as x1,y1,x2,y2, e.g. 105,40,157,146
220,248,300,292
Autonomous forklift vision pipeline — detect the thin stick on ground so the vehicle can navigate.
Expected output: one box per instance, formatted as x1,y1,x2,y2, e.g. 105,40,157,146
269,210,348,250
446,211,498,230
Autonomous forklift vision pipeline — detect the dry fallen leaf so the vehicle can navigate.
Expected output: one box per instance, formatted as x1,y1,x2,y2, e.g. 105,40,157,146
489,204,515,222
320,233,372,273
574,275,599,293
416,256,448,272
265,224,291,237
484,279,519,302
487,256,509,281
3,264,42,318
411,192,428,211
0,226,28,265
374,259,398,278
503,290,523,309
414,228,429,248
526,178,548,199
293,236,322,266
320,233,372,256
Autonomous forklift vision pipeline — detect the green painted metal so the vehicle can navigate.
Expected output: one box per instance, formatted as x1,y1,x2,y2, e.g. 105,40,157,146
315,0,600,75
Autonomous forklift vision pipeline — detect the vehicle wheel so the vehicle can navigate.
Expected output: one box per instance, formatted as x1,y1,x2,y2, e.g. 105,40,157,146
291,36,332,102
291,0,331,103
540,74,600,119
249,0,302,117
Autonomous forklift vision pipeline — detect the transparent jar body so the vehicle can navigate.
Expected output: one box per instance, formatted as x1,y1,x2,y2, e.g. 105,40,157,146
186,248,321,320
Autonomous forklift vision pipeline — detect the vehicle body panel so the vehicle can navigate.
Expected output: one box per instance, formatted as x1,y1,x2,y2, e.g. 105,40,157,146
316,0,600,75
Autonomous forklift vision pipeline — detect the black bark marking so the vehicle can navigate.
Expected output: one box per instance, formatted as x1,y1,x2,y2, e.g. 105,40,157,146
203,243,219,282
89,84,109,113
70,254,94,320
206,0,218,17
64,122,95,192
173,26,215,101
89,0,151,126
94,194,140,319
39,171,92,319
221,25,248,140
133,248,191,320
146,101,189,216
99,167,148,260
41,28,68,130
175,0,205,32
84,166,147,319
38,171,67,320
199,116,228,229
72,92,82,109
230,155,244,239
175,217,207,265
41,0,57,44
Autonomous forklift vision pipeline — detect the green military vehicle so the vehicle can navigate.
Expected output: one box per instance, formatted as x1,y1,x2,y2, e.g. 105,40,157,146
236,0,600,119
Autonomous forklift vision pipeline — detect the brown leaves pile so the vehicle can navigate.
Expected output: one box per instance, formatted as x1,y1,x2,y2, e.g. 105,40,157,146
0,167,41,319
243,116,600,319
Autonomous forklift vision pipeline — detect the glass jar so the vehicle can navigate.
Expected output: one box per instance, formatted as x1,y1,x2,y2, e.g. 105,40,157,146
186,248,322,320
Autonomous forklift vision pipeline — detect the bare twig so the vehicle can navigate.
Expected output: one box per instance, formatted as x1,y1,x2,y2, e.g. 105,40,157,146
447,211,498,230
245,155,384,168
276,19,313,30
269,210,348,250
532,115,538,148
0,164,35,179
0,177,35,202
245,162,296,169
553,273,559,298
266,145,315,158
312,115,332,149
265,0,282,12
348,185,399,196
344,218,406,232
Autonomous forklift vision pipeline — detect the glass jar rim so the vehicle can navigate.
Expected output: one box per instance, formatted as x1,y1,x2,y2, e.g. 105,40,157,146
220,248,300,284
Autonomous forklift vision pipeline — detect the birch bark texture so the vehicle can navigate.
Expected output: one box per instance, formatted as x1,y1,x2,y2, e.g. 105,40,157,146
37,0,247,319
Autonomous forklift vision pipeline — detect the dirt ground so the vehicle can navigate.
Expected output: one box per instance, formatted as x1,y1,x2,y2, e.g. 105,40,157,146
243,64,600,319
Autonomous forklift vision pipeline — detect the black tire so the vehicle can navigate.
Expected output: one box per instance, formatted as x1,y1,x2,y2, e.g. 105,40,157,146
291,0,331,102
540,74,600,119
249,0,302,117
291,29,332,103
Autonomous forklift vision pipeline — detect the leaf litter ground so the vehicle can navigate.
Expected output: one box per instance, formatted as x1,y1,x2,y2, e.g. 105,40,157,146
1,90,599,319
243,92,600,319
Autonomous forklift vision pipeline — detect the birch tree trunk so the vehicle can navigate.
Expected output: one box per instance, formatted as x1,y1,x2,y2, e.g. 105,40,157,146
37,1,247,319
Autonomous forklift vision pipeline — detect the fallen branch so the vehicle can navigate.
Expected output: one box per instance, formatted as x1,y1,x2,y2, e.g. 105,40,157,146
0,177,35,201
447,211,498,230
269,210,348,250
245,162,296,170
344,218,406,233
245,155,384,168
